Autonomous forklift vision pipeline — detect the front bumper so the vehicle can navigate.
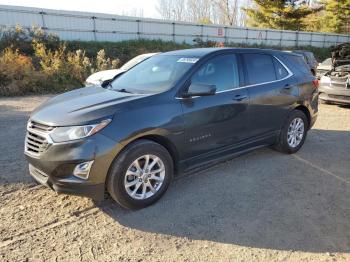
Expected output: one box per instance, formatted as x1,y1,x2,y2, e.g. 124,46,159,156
319,85,350,105
25,133,121,200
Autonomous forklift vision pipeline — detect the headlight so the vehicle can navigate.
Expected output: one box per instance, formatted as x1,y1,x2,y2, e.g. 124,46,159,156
320,75,331,85
50,119,111,143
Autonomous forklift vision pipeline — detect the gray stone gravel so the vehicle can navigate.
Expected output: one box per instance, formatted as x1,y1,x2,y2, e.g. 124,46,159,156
0,96,349,261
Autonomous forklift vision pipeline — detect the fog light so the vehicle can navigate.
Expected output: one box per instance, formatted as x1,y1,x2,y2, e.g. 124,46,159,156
73,161,94,180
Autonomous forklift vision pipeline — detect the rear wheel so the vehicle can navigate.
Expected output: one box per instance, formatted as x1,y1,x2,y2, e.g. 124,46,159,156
107,139,173,210
274,110,308,154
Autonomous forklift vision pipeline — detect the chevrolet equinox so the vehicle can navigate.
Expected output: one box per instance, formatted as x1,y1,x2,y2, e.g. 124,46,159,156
25,48,318,209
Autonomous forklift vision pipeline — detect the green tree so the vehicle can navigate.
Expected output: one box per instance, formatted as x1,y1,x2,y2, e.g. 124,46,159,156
321,0,350,33
244,0,318,31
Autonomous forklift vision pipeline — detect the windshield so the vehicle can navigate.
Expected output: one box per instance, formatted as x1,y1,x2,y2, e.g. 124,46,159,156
110,55,198,94
120,54,153,71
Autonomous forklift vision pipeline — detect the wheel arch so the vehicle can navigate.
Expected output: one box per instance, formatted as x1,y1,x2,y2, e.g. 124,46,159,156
294,105,311,129
118,134,180,174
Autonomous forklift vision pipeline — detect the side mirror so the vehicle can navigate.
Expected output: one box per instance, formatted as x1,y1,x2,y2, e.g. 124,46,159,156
183,83,216,98
101,79,112,88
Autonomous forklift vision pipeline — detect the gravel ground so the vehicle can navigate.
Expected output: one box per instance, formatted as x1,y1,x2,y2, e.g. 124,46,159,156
0,96,349,261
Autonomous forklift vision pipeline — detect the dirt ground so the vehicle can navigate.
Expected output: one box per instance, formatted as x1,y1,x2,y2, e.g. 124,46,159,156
0,95,349,262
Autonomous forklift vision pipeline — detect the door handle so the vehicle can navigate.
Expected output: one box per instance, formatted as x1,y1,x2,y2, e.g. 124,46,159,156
232,94,248,101
284,84,291,89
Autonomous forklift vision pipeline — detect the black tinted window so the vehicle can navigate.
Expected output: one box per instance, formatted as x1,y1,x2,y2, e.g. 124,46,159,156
273,58,289,79
243,54,276,84
286,54,310,74
191,54,239,92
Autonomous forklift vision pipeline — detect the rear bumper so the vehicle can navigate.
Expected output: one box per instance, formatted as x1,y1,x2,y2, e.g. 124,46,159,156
319,85,350,105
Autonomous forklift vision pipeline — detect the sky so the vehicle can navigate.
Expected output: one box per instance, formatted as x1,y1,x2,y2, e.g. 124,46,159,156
0,0,160,17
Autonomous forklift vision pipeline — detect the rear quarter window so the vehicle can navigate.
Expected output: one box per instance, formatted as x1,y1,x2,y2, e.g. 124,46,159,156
273,58,289,79
284,54,311,75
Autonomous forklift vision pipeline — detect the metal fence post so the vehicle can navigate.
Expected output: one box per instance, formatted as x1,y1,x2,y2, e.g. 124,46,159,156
200,24,204,42
245,28,248,45
39,11,46,29
310,32,313,46
137,19,141,40
279,31,283,47
295,30,299,47
92,16,97,41
224,26,228,44
172,22,175,42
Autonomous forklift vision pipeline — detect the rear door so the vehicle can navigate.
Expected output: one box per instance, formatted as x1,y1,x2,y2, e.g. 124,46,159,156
180,53,250,160
241,53,298,139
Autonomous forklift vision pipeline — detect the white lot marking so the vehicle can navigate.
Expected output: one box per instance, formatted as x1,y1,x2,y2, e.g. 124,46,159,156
293,154,350,185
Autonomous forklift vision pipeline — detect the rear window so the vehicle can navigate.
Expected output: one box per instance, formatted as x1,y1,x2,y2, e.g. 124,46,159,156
242,54,276,85
305,52,316,62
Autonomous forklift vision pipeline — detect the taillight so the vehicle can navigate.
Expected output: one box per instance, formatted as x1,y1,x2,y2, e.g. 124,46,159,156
312,79,319,88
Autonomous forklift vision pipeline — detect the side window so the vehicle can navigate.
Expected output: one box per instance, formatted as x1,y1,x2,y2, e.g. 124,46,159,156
242,54,276,85
273,58,289,79
191,54,240,92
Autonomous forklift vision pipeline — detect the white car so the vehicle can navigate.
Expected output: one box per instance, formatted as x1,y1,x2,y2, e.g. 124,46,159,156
317,58,332,78
85,53,158,86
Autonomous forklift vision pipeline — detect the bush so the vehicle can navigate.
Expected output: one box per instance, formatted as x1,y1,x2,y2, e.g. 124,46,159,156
0,47,43,96
0,25,60,56
65,39,191,65
0,26,122,96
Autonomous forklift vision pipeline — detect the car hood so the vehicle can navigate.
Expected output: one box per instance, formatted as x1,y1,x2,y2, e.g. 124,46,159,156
317,64,332,71
31,86,146,126
85,69,125,86
331,43,350,67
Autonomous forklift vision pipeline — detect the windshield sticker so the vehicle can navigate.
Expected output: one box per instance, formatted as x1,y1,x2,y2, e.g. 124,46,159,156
177,58,199,63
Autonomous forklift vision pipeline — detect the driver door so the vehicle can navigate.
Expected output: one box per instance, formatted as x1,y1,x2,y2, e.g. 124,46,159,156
180,53,250,162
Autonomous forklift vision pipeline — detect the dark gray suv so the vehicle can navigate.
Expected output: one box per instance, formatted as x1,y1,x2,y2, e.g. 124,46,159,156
25,48,318,209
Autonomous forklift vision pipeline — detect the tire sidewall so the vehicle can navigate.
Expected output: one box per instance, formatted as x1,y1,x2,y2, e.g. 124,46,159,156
107,140,173,209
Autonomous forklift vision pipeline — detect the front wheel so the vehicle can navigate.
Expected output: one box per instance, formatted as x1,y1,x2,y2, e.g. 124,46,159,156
274,110,308,154
107,139,173,210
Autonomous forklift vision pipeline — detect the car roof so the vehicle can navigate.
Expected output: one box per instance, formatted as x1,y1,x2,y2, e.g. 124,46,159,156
160,47,289,58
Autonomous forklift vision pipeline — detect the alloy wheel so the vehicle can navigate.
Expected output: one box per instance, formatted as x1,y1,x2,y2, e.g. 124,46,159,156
287,117,305,148
124,154,165,200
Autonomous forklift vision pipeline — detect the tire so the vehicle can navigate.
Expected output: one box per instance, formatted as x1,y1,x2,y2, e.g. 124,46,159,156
107,139,174,210
274,110,308,154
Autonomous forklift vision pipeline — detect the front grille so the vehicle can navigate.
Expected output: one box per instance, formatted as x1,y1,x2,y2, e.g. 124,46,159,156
25,121,54,156
28,120,55,132
330,76,349,89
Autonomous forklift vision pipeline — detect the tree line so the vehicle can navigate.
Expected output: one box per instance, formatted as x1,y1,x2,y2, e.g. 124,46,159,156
157,0,350,34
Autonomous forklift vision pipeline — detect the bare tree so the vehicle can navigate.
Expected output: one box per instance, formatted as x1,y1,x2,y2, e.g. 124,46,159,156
157,0,254,27
121,8,144,17
157,0,186,21
186,0,213,23
238,0,253,27
212,0,240,26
